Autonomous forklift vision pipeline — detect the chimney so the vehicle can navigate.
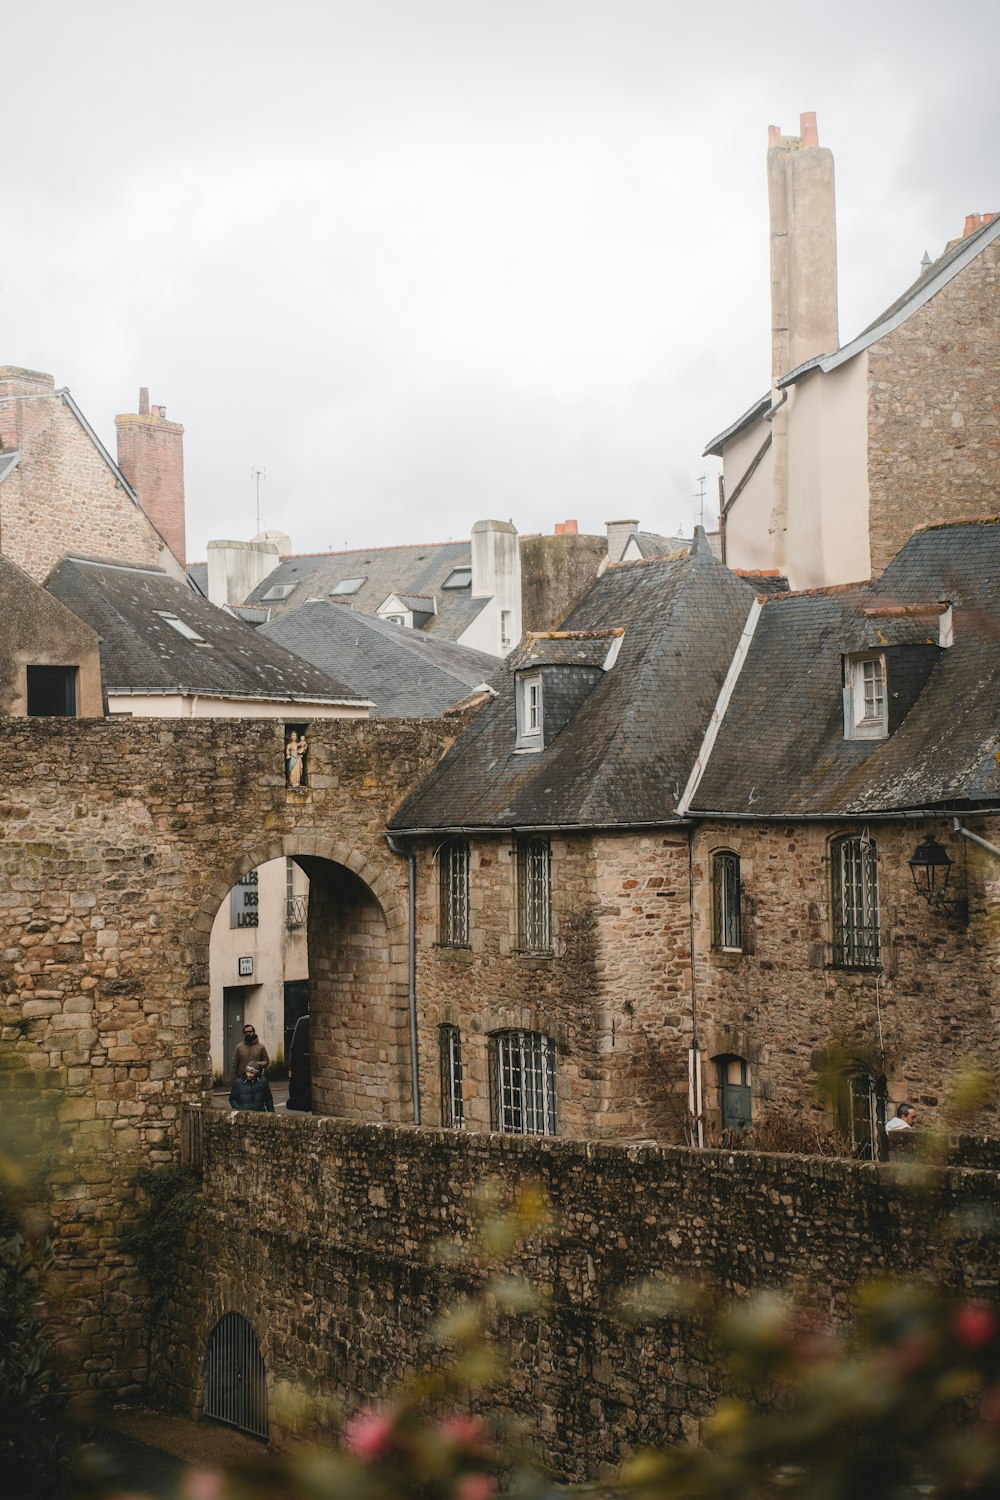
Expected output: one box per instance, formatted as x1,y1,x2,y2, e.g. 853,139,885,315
0,366,55,451
553,519,579,535
767,112,839,382
115,387,186,567
605,518,639,562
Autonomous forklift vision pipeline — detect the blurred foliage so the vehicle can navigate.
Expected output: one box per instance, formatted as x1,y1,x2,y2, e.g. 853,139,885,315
120,1164,202,1317
0,1203,74,1499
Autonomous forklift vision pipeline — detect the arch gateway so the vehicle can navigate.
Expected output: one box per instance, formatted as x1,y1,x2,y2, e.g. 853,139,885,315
0,714,455,1394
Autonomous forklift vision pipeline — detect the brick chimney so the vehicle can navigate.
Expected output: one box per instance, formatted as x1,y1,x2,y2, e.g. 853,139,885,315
0,366,56,451
115,388,186,566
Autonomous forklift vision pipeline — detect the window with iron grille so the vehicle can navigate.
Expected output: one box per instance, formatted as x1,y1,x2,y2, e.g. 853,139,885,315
712,851,742,950
439,839,470,947
516,837,552,951
831,835,880,969
489,1029,556,1135
839,1071,878,1160
439,1024,464,1127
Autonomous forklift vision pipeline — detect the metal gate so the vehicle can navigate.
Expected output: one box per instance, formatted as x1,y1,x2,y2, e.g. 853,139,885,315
204,1313,268,1440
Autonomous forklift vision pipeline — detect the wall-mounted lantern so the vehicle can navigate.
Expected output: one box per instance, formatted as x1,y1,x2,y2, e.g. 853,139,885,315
907,834,967,921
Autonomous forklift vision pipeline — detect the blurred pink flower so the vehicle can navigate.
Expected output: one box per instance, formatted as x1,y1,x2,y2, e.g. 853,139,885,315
454,1473,498,1500
182,1471,225,1500
954,1302,997,1351
343,1407,397,1462
438,1413,489,1453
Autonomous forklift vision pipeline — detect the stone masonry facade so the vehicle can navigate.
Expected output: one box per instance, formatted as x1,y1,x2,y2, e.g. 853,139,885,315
158,1113,1000,1481
0,368,172,585
0,715,455,1392
867,237,1000,574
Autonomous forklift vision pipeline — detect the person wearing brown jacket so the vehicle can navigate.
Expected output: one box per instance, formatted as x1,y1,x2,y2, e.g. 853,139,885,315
230,1023,269,1086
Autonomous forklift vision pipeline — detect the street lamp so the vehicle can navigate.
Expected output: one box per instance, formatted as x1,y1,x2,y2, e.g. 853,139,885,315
907,834,967,920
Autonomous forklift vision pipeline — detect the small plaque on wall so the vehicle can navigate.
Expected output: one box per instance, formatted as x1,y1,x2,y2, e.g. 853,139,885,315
238,956,254,978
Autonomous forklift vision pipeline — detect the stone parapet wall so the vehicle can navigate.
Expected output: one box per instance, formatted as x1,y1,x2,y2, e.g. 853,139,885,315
160,1113,1000,1480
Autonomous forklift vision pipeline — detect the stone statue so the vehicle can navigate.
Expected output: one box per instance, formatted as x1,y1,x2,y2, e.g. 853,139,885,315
286,731,308,788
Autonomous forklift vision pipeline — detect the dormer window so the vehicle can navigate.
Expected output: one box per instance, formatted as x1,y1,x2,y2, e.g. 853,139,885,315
844,654,887,740
515,671,543,750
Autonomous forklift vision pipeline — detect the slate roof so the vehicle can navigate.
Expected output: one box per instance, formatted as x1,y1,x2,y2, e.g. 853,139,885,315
46,558,367,706
258,600,498,718
687,519,1000,817
390,531,756,831
238,539,491,642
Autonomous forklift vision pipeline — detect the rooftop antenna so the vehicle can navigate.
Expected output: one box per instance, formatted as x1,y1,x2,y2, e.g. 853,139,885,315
251,466,266,534
693,474,707,529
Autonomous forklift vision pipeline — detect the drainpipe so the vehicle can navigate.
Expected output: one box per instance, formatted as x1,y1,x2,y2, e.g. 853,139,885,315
687,831,704,1147
952,819,1000,861
386,834,420,1124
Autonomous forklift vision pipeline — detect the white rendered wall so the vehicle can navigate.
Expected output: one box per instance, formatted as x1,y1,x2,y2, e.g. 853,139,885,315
784,355,870,590
206,538,279,607
209,856,309,1082
721,416,775,573
107,694,368,718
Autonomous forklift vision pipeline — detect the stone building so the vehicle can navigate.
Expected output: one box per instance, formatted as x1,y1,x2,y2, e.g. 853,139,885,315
0,369,187,585
390,519,1000,1146
0,551,105,717
704,116,1000,590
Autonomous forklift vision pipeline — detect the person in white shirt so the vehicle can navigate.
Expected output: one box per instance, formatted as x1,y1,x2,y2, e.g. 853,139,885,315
886,1103,916,1132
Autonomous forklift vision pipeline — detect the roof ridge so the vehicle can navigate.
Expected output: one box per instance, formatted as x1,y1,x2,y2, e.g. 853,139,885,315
606,550,691,571
525,628,624,642
913,514,1000,534
760,578,870,602
279,538,471,561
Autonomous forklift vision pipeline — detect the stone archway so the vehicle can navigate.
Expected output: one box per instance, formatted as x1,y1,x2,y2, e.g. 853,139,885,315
194,834,411,1122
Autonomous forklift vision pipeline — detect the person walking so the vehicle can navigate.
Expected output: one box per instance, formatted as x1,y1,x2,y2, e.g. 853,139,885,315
229,1063,275,1113
230,1023,269,1087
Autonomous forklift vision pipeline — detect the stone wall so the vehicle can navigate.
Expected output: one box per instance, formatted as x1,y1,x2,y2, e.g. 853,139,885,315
158,1113,1000,1481
867,236,1000,574
691,817,1000,1136
0,715,455,1392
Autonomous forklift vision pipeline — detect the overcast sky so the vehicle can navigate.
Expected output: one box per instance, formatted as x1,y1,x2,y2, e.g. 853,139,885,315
4,1,997,562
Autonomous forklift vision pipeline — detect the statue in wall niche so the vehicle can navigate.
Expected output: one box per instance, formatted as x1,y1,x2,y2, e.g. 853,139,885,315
285,731,308,788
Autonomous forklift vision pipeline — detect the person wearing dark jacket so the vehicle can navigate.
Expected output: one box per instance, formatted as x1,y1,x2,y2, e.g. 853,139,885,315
229,1063,275,1113
230,1024,269,1086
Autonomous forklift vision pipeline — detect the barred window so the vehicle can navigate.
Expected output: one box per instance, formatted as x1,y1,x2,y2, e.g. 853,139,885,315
831,835,880,970
712,851,742,950
489,1030,556,1135
439,1025,464,1128
516,837,552,951
439,839,470,948
840,1071,878,1160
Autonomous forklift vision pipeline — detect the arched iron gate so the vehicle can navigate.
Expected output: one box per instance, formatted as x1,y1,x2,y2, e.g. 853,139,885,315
204,1313,268,1440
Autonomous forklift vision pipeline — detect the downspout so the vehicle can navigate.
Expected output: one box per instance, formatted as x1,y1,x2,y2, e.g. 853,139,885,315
687,831,704,1148
386,834,420,1124
952,819,1000,861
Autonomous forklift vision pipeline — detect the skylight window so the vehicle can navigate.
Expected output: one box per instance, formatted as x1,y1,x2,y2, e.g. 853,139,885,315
262,583,297,601
442,567,472,590
156,612,205,642
330,577,366,596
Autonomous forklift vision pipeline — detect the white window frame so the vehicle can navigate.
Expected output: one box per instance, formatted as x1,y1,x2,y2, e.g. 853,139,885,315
844,653,887,739
515,671,543,750
489,1029,557,1135
500,608,513,652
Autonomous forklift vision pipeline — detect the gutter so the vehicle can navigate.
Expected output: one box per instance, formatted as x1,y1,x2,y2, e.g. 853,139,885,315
387,819,694,838
386,834,420,1125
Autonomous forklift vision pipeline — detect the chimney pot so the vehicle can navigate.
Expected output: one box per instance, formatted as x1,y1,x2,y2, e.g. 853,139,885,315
564,519,578,534
799,111,819,148
963,213,983,238
138,387,150,416
554,522,566,535
768,124,781,147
